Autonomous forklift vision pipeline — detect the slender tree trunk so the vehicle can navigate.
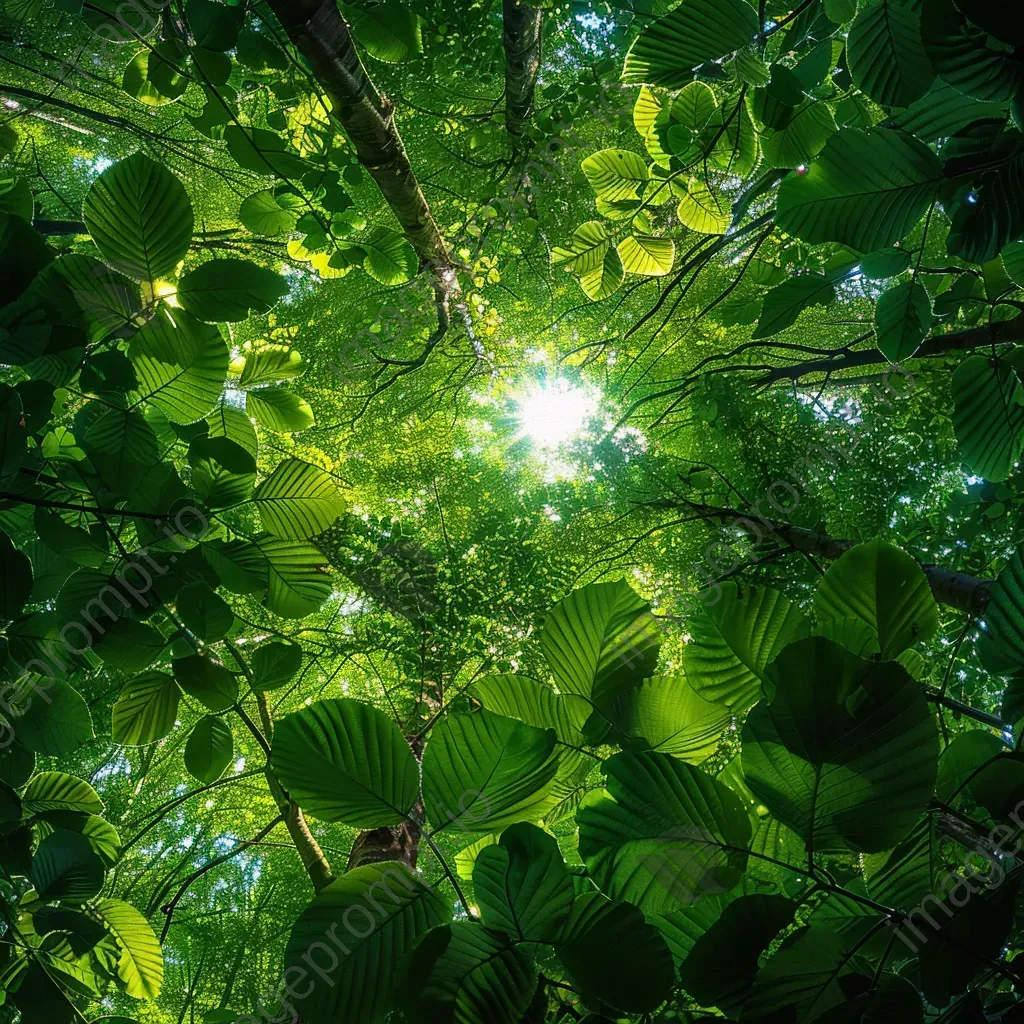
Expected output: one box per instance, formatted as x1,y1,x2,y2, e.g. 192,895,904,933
502,0,543,142
688,504,994,614
265,0,451,277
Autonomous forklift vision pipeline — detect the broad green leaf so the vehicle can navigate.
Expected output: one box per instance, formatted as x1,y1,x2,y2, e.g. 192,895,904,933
980,547,1024,672
551,221,610,276
677,894,796,1010
581,149,648,202
813,540,938,659
742,637,939,853
246,386,315,432
847,0,934,107
422,709,558,833
173,654,239,712
129,308,229,424
346,2,424,62
94,897,164,999
682,583,809,710
238,345,303,387
603,674,731,763
753,274,835,338
473,823,573,941
224,125,308,178
863,812,940,909
891,82,1009,142
674,179,730,233
175,581,233,642
31,828,105,902
617,235,674,276
742,926,855,1022
860,247,911,280
284,864,450,1024
122,47,187,106
83,154,193,282
176,258,289,322
251,641,302,691
188,435,256,508
207,400,258,456
111,671,180,745
186,0,240,50
555,893,675,1012
184,715,233,783
253,459,346,539
471,673,589,742
760,102,837,168
951,354,1024,482
579,246,624,300
622,0,759,88
22,771,102,815
239,189,302,236
578,750,752,915
258,536,332,617
540,580,661,709
776,129,944,251
37,253,141,343
93,617,165,674
360,227,417,285
3,679,94,756
272,698,419,826
400,923,537,1024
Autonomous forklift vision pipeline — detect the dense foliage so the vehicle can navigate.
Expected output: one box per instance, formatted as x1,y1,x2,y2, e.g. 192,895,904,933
2,0,1024,1021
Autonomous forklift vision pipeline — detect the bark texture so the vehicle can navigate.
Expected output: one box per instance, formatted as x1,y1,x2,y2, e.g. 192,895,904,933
502,0,543,141
266,0,451,273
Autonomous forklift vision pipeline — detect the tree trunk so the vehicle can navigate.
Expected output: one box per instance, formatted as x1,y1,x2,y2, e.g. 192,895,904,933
503,0,543,142
688,504,994,615
265,0,452,276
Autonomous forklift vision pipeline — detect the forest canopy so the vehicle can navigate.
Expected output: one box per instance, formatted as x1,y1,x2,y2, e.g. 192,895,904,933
2,0,1024,1021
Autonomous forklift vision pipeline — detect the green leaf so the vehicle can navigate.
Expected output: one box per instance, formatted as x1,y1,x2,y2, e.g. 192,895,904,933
258,536,332,617
678,894,797,1010
742,925,855,1022
622,0,759,88
129,308,229,424
176,258,289,322
122,48,187,106
173,654,239,712
951,353,1024,482
184,715,233,783
246,386,315,432
863,812,940,909
674,179,730,233
473,823,573,941
345,2,424,62
185,0,240,51
5,679,94,756
581,149,648,202
422,709,558,833
813,539,938,659
753,274,836,338
111,671,180,745
1003,240,1024,288
0,528,32,621
189,435,256,508
253,459,346,539
224,125,308,178
891,82,1009,142
250,640,302,691
207,400,258,456
83,154,194,282
31,828,105,902
682,583,810,710
272,698,419,826
742,637,939,853
360,227,417,285
847,0,934,108
603,674,731,763
35,812,120,869
471,673,589,743
979,547,1024,672
578,750,751,915
284,864,450,1024
94,618,166,674
238,345,303,387
776,128,944,251
239,189,302,236
759,102,837,168
22,772,103,815
860,246,911,280
555,893,675,1012
175,581,233,642
616,235,674,276
540,580,661,709
400,923,537,1024
93,897,164,999
578,246,624,300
